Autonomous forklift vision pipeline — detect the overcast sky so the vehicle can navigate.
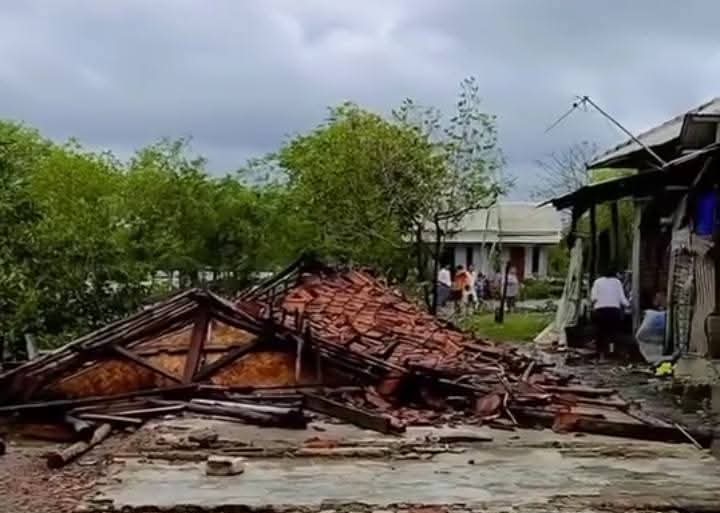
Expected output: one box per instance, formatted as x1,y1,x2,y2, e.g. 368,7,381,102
2,1,720,198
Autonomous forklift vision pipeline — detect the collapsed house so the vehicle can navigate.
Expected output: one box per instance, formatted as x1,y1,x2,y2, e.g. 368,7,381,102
545,98,720,378
0,258,711,467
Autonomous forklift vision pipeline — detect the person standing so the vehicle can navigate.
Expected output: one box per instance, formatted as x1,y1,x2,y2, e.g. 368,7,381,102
591,266,630,358
452,265,471,314
502,267,520,312
467,265,479,310
436,265,452,307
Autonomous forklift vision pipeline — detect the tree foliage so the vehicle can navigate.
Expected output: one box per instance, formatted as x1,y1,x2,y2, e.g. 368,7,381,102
0,77,505,353
530,142,634,274
0,131,283,353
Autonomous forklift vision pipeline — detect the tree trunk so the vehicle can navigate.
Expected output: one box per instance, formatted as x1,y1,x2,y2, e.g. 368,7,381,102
414,224,432,311
430,216,443,315
496,260,511,324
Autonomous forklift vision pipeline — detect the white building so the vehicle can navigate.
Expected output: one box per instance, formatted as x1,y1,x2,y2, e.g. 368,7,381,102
439,202,562,279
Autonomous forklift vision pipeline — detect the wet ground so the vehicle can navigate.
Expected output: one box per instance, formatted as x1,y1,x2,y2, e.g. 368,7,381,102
3,347,719,513
84,421,720,512
535,346,716,433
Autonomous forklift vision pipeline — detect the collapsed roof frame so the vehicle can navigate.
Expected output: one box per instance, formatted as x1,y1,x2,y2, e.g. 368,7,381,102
0,284,403,408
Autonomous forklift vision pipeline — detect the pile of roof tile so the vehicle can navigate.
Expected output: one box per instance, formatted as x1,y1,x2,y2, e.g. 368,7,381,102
237,259,712,446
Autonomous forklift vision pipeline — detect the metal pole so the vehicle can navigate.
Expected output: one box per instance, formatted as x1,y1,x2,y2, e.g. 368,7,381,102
580,96,667,168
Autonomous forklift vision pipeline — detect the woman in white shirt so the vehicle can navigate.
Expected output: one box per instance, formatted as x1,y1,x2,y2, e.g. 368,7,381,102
591,266,630,357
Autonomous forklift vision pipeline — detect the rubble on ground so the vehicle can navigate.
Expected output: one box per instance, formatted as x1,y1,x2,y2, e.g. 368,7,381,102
0,258,711,472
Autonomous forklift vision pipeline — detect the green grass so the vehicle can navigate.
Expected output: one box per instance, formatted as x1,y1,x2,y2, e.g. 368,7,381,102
461,311,553,343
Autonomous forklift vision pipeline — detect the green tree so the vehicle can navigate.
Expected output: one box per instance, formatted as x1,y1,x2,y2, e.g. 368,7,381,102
277,102,442,274
394,77,505,310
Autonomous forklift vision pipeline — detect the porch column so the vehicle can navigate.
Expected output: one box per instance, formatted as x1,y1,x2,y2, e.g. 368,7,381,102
453,245,464,268
524,245,533,278
538,246,549,277
610,201,621,266
472,245,483,271
589,202,598,287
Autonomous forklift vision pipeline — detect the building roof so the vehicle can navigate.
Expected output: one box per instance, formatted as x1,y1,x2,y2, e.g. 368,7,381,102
588,97,720,169
546,144,720,214
445,202,562,245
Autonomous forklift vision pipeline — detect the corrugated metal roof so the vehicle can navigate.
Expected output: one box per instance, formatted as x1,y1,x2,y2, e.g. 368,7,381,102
546,144,720,213
588,97,720,169
444,202,562,244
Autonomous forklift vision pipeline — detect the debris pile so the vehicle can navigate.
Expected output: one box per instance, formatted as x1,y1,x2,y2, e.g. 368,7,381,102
0,259,711,468
237,259,711,444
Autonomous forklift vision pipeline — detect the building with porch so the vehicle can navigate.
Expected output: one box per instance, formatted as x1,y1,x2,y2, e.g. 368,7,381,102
546,97,720,376
440,202,562,280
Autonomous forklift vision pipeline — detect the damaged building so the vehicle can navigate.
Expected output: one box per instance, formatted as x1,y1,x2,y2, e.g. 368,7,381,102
546,97,720,379
0,257,711,472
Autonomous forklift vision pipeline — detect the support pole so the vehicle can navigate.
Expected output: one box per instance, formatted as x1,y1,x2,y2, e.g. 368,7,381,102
610,201,621,267
183,307,210,383
589,202,598,286
631,202,645,332
496,260,511,324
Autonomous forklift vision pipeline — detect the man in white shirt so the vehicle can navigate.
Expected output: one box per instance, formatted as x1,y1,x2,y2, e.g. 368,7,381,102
591,266,630,357
437,265,452,307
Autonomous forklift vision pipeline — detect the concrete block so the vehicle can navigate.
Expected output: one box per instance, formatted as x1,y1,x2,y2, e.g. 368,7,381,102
189,428,219,447
205,455,245,476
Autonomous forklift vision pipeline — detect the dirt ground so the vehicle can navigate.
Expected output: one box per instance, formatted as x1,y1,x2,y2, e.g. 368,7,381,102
0,441,111,513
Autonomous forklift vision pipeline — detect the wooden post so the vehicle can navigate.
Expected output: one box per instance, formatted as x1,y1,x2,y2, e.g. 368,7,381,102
631,202,644,331
294,336,304,383
183,307,210,383
589,202,598,286
495,260,511,324
610,201,621,267
111,344,182,383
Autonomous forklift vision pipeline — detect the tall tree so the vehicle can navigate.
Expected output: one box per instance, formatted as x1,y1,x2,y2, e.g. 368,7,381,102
531,141,598,201
394,77,505,311
277,103,442,274
531,141,634,272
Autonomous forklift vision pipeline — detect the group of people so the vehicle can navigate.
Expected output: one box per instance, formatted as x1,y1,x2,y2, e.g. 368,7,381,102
437,264,520,313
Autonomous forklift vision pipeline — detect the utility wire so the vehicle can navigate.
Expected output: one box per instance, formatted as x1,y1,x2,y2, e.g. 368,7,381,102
545,95,667,168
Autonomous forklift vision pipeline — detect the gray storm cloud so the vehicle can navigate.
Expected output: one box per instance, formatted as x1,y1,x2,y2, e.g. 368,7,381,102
2,0,720,196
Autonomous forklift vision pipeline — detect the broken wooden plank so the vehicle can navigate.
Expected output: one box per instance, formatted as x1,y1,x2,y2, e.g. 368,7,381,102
77,413,143,426
191,398,299,416
153,399,307,429
193,341,259,381
302,393,404,434
111,344,182,383
0,384,197,414
183,308,210,383
65,415,95,439
539,385,616,396
511,407,713,447
46,423,112,468
111,404,185,418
